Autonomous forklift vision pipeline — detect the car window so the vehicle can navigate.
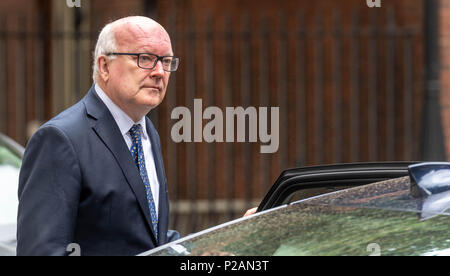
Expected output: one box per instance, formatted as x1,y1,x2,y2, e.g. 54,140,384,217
287,186,354,204
304,177,439,216
0,145,21,226
257,163,413,211
149,201,450,256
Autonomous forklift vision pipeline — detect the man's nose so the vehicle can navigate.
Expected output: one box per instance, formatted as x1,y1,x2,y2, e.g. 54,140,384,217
150,60,165,77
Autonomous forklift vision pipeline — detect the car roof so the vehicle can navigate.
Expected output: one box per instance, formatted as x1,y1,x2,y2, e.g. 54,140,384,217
142,175,450,256
297,176,419,212
301,175,450,219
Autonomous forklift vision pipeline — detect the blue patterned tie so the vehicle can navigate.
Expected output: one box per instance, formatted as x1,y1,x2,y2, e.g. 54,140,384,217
129,124,158,241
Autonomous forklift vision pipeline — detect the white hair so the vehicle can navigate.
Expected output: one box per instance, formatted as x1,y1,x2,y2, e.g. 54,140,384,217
92,22,118,83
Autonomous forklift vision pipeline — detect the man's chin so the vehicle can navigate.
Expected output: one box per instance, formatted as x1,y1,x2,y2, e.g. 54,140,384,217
139,88,165,105
139,96,164,110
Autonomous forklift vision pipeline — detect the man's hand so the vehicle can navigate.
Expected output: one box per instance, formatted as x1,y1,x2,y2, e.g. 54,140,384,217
243,207,258,217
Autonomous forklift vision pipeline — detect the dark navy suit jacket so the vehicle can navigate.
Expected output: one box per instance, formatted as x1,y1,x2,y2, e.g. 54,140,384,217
17,85,180,256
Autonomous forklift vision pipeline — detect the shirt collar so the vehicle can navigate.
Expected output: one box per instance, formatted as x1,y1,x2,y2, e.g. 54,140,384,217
94,83,148,140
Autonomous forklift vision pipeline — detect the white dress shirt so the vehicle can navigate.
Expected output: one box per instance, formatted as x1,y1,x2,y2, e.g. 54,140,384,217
95,84,159,217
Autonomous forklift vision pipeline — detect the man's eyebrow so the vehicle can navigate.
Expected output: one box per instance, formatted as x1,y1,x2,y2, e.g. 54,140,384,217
136,50,174,56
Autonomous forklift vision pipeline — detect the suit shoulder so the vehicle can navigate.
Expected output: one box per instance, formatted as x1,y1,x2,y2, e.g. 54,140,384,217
41,101,88,135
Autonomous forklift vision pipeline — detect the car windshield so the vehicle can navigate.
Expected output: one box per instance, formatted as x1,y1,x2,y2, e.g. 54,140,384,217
0,144,21,226
148,177,450,256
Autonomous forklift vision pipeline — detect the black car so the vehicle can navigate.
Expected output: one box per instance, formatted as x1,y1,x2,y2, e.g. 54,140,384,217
141,162,450,256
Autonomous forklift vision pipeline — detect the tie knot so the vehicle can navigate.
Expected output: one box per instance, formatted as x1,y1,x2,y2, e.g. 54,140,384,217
129,124,142,138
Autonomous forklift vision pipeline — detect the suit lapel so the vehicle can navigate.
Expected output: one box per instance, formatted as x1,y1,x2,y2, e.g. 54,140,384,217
145,117,168,243
83,86,158,244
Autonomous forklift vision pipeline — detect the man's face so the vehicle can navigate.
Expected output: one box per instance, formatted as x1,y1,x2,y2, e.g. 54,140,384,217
104,21,173,120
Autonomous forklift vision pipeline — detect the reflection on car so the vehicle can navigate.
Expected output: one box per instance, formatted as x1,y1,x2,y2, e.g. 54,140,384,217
141,162,450,256
0,133,24,256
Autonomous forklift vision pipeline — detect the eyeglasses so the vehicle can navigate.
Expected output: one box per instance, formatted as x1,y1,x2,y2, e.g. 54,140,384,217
105,52,180,72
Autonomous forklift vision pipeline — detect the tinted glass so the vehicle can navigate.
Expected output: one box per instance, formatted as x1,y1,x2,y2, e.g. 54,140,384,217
305,176,448,217
287,186,354,204
149,201,450,256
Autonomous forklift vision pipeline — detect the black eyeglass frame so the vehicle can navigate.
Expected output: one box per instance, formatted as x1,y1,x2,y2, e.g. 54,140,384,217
105,52,180,72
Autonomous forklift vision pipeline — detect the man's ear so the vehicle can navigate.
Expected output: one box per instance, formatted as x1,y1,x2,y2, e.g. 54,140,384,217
98,56,110,82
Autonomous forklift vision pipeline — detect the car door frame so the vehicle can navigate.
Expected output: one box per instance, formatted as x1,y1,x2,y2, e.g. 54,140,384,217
257,162,418,211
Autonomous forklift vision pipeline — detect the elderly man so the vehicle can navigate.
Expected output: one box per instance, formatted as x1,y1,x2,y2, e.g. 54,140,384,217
17,16,180,256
